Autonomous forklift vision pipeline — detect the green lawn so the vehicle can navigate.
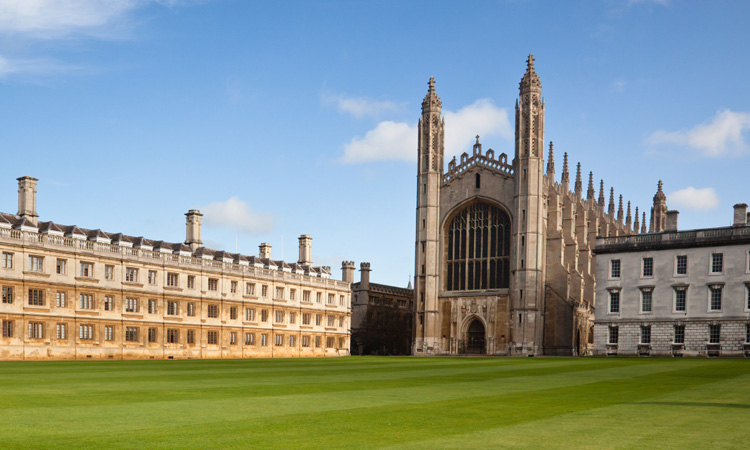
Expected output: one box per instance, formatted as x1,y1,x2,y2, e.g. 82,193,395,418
0,357,748,449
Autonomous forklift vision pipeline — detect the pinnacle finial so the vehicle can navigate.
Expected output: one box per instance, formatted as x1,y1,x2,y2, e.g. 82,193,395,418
546,142,555,176
476,135,480,144
634,206,640,232
641,212,647,233
626,201,632,227
617,195,624,222
598,180,605,207
561,152,569,185
574,162,582,196
587,171,595,201
422,76,442,113
608,187,615,216
527,53,535,70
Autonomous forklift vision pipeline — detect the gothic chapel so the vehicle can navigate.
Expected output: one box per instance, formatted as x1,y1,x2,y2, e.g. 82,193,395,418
413,55,633,356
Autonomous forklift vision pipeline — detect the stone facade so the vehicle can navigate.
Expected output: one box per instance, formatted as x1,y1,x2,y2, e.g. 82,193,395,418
413,56,634,356
594,199,750,357
0,177,351,360
349,262,413,355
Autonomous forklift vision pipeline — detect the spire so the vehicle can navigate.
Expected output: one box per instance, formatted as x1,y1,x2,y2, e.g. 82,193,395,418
421,76,442,114
617,195,624,223
587,172,595,201
626,201,632,228
608,187,615,216
598,180,605,207
561,152,569,186
546,142,555,176
654,179,666,202
574,162,582,197
519,53,541,94
634,206,640,233
641,211,647,233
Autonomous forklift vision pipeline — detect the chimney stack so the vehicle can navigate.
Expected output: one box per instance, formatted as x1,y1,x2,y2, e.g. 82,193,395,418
360,262,371,290
298,234,312,265
17,176,38,226
184,209,203,251
341,261,356,283
665,210,679,231
259,243,272,259
733,203,748,226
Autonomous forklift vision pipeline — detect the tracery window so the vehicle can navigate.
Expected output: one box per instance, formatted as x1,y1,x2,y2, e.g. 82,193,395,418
446,202,510,291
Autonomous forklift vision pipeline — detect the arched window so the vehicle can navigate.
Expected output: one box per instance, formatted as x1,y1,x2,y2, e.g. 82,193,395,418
446,201,510,291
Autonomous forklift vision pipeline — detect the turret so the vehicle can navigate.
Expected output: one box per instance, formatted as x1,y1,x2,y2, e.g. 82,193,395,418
414,76,444,355
341,261,356,283
298,234,312,265
649,180,668,233
513,53,547,355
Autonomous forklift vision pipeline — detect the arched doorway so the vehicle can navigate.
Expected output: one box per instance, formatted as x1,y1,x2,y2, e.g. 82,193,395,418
467,320,486,354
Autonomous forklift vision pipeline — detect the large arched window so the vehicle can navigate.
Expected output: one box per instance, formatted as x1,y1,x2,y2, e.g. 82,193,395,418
446,201,510,291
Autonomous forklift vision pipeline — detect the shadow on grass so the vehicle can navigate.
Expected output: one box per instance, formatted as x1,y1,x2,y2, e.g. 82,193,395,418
637,401,750,409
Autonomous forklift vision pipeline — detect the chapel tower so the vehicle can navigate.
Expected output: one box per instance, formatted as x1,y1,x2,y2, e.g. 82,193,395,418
413,77,444,354
512,54,547,354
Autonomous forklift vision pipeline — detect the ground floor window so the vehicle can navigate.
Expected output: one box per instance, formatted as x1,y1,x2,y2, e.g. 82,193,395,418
56,323,67,340
230,332,237,345
674,325,685,344
245,333,255,345
207,331,218,345
260,334,268,346
2,320,13,337
187,329,195,344
148,328,158,343
608,326,618,345
80,324,93,340
640,326,651,345
709,324,721,344
326,337,335,348
28,322,44,339
125,327,138,342
275,334,284,346
104,326,114,341
167,329,179,344
302,335,310,347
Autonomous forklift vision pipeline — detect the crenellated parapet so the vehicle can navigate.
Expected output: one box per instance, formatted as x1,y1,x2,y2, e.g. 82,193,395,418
442,136,513,185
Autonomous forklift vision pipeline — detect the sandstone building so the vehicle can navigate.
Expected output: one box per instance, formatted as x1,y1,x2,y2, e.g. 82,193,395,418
348,262,413,355
413,55,635,356
594,195,750,357
0,176,351,360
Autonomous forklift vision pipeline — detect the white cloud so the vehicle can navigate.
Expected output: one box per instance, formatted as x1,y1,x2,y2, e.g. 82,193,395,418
0,54,84,78
0,0,141,38
322,91,402,118
341,121,415,163
443,99,512,158
612,79,626,93
647,110,750,157
628,0,669,5
201,197,274,235
668,187,719,211
340,99,511,164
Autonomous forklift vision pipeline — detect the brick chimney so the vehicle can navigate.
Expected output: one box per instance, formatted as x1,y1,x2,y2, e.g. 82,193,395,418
298,234,312,265
259,243,272,259
665,210,679,232
185,209,203,251
733,203,748,226
17,176,38,225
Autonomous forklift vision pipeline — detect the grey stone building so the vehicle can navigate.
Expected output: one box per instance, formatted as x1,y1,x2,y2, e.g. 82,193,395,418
593,196,750,357
413,55,634,356
346,262,413,355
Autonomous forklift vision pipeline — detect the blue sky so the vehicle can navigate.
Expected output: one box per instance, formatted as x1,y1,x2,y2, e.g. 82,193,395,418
1,0,749,286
